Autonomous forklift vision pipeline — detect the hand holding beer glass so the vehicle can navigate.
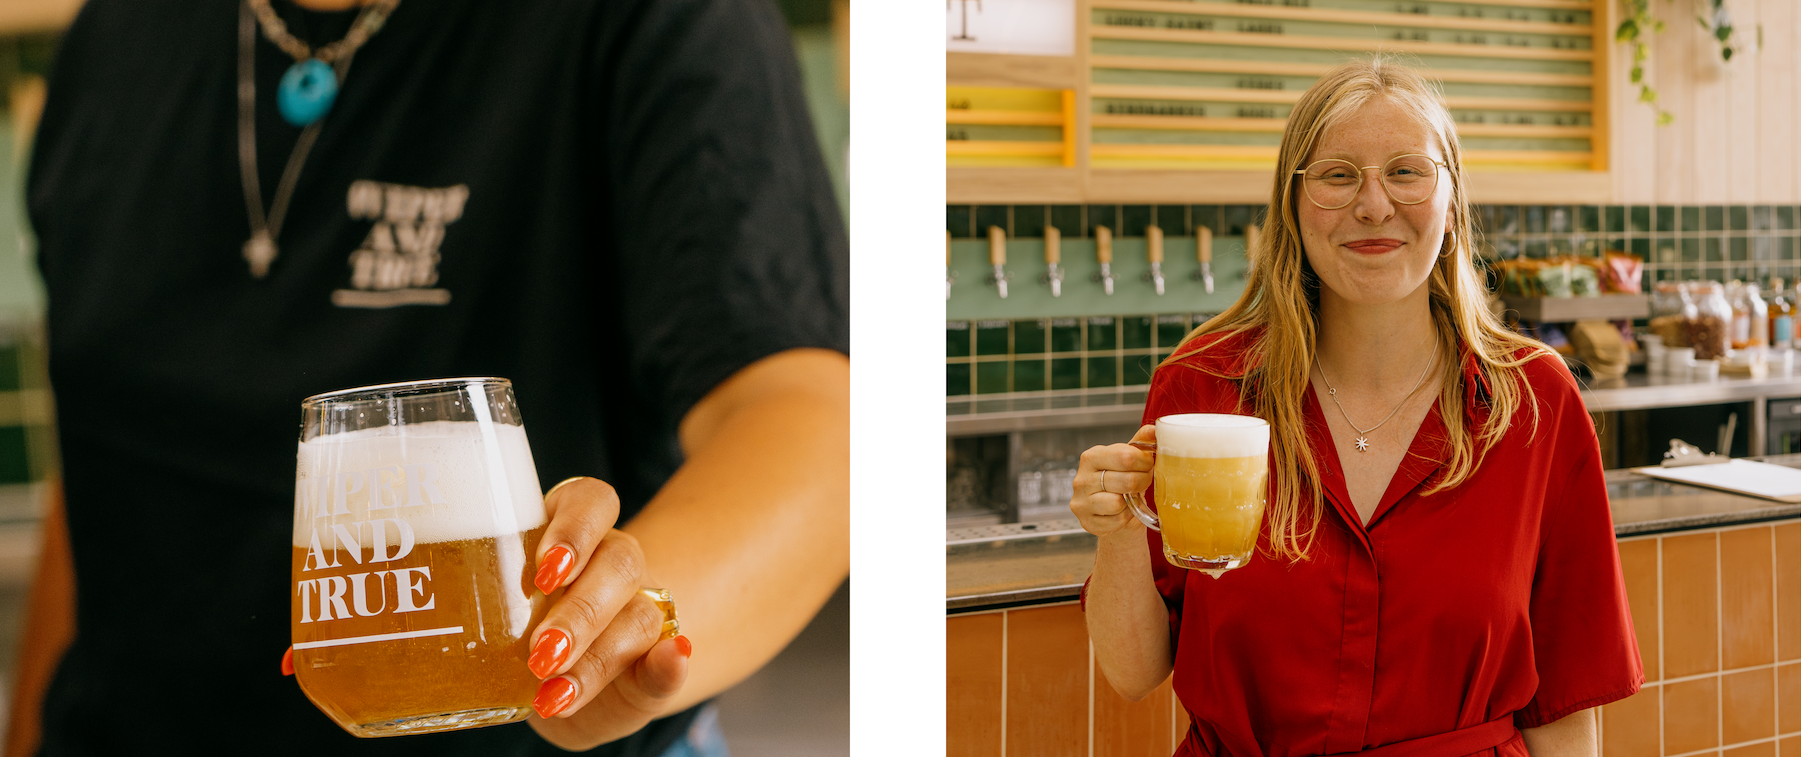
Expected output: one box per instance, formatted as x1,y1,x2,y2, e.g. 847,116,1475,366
292,378,686,738
1076,414,1270,577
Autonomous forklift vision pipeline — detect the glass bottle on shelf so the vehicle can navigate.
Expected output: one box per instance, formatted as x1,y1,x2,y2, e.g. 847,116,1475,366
1728,280,1752,350
1772,277,1795,350
1747,282,1770,349
1016,469,1044,508
1686,281,1732,360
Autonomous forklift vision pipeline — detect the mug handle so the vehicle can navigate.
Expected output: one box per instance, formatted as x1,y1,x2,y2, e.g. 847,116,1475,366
1121,440,1160,531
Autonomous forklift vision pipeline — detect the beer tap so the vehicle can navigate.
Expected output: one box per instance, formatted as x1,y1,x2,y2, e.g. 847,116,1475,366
987,225,1008,299
1094,225,1115,295
945,230,955,301
1145,224,1166,296
1193,224,1214,293
1042,224,1064,297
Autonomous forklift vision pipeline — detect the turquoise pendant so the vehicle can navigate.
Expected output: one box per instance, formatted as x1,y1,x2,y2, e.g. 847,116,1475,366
277,59,338,127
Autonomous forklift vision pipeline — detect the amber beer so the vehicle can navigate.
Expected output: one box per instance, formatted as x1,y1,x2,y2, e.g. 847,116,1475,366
293,379,550,737
1124,414,1270,576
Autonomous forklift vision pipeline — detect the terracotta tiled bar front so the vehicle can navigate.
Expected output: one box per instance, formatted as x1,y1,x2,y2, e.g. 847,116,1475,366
946,471,1801,757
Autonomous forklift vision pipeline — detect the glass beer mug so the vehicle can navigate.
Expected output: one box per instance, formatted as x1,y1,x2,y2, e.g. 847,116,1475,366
292,378,550,736
1123,414,1271,577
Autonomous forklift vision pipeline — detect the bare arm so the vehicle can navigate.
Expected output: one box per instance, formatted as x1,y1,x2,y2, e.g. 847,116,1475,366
1520,708,1596,757
1073,426,1173,701
4,483,74,757
632,347,849,707
527,348,849,749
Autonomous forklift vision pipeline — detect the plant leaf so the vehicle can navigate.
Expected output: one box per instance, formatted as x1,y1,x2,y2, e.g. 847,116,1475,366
1631,66,1644,83
1639,86,1657,103
1617,19,1638,41
1722,46,1734,60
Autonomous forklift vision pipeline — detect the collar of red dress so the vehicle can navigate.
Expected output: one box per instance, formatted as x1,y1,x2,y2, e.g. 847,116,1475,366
1165,324,1496,419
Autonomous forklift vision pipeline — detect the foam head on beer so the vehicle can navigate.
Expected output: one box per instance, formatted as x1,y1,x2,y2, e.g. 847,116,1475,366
1155,414,1270,458
293,420,547,547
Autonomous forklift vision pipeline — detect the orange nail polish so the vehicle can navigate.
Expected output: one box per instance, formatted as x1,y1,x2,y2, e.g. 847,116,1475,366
533,677,577,719
673,635,692,659
534,546,574,595
281,645,295,676
528,629,572,679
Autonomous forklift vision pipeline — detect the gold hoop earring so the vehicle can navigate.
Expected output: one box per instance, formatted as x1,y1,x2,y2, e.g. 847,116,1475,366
1440,230,1456,259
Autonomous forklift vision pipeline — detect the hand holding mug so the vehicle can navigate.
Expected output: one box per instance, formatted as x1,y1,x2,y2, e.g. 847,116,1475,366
1071,424,1157,537
1078,414,1271,578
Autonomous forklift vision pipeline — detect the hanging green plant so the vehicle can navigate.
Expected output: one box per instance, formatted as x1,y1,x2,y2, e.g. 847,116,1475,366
1696,0,1747,62
1616,0,1673,125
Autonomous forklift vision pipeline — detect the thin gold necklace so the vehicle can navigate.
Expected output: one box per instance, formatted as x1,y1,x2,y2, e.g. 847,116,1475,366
1314,339,1438,453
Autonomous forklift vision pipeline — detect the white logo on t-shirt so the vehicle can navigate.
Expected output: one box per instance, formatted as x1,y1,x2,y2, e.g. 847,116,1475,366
331,181,469,309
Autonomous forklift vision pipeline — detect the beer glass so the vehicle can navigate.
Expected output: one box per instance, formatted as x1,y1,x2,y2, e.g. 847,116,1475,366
292,378,550,737
1123,414,1270,577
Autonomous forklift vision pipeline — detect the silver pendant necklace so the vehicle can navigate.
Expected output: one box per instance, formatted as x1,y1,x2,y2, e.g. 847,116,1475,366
1314,339,1439,453
236,0,398,278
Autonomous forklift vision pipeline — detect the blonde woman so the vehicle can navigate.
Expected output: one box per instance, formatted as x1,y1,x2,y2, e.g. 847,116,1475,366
1073,58,1641,757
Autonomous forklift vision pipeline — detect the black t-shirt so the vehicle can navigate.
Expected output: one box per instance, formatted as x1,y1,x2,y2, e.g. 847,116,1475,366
26,0,846,753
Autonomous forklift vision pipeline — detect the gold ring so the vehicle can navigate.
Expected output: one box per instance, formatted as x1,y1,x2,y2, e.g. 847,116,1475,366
545,476,589,500
1099,470,1107,492
638,588,680,641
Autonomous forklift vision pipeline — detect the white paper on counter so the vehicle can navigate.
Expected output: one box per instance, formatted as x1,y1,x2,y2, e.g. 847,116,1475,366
1632,459,1801,503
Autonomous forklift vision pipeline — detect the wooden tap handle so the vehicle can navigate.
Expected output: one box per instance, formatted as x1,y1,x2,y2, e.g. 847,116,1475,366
1197,226,1213,263
1245,223,1261,254
988,226,1006,266
1096,226,1113,264
1147,225,1163,263
1044,225,1060,265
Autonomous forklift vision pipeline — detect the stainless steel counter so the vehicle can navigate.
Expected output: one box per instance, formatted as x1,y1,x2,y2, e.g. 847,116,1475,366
946,464,1801,613
946,371,1801,450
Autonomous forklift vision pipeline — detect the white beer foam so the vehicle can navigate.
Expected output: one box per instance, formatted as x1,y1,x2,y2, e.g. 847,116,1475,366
292,420,548,547
1156,414,1269,459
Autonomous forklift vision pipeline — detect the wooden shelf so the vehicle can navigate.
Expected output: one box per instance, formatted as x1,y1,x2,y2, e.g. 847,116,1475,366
1089,26,1595,63
1088,84,1593,114
1500,294,1650,322
946,110,1065,126
1090,0,1592,36
1087,55,1595,86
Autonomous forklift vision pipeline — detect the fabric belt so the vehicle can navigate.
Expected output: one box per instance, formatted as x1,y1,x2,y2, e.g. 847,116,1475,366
1325,718,1518,757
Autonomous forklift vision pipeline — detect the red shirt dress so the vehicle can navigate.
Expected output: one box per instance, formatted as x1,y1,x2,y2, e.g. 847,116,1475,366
1121,330,1642,757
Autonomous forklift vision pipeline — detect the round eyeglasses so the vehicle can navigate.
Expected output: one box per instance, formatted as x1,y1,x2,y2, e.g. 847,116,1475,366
1292,154,1446,210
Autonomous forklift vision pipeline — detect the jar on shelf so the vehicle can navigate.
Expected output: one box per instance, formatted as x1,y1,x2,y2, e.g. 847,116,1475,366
1649,282,1691,348
1685,281,1731,360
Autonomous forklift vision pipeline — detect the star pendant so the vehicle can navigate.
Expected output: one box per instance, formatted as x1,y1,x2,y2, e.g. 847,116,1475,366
1354,436,1370,452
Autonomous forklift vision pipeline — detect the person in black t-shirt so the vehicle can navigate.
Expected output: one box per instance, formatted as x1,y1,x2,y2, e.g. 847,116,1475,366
18,0,849,754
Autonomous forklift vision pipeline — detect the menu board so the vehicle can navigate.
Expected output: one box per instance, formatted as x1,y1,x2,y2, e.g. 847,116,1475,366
948,0,1609,196
1085,0,1600,172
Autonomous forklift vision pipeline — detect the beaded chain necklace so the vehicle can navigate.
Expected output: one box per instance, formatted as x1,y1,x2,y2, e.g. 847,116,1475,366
237,0,400,278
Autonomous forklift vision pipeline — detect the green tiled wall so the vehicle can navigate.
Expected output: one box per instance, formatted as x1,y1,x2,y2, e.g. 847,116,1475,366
948,203,1801,396
946,313,1204,397
1472,204,1801,285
